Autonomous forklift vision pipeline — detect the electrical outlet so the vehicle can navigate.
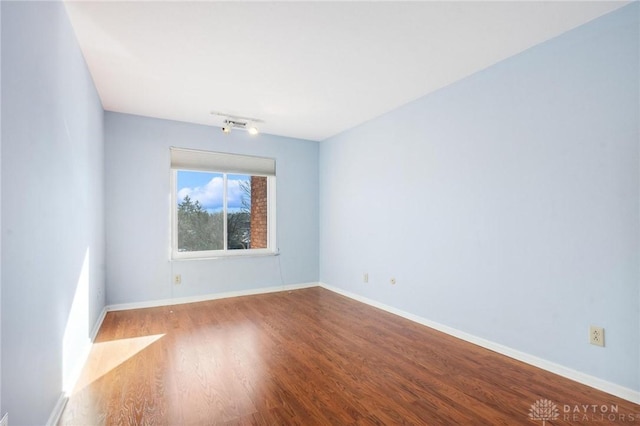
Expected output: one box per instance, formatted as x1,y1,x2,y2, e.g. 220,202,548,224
363,273,369,283
589,325,604,347
174,274,182,285
390,278,396,285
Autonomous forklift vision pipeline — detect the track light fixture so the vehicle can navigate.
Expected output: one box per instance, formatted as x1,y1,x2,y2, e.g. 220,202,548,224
221,119,247,135
211,111,263,136
220,119,259,135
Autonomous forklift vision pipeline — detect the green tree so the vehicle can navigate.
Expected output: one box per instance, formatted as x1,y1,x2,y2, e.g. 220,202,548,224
177,195,223,251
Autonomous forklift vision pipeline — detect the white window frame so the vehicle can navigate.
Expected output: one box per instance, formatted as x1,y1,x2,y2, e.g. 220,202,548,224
170,148,277,260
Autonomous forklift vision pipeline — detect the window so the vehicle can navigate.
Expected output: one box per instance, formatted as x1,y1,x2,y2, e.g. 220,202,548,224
170,148,276,259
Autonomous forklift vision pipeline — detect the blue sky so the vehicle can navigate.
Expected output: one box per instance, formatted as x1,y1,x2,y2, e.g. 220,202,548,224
177,171,250,212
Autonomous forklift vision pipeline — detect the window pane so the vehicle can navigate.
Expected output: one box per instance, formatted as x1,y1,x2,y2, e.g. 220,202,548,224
176,171,224,251
227,175,268,250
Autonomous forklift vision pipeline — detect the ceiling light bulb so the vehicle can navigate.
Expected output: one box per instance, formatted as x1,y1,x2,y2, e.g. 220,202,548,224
248,126,259,135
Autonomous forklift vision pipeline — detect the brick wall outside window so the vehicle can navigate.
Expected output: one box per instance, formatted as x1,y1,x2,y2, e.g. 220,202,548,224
250,176,268,248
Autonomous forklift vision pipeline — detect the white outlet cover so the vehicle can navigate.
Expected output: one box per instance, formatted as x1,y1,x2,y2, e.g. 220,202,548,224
589,325,605,347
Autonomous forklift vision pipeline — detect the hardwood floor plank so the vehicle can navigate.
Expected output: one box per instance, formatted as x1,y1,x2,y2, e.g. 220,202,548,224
59,287,639,425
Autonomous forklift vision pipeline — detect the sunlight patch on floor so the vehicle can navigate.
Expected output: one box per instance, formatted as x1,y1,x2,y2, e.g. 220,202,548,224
72,333,165,394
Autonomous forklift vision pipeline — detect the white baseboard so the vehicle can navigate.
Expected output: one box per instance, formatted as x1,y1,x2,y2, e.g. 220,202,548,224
90,307,108,341
106,282,319,312
46,393,67,426
51,306,108,425
61,307,108,396
319,282,640,405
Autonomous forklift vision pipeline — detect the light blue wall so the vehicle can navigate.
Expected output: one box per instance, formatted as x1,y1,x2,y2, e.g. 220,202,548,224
320,4,639,392
1,2,105,424
105,112,319,305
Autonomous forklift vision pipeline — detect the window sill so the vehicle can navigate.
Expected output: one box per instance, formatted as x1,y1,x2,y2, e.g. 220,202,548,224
171,250,279,261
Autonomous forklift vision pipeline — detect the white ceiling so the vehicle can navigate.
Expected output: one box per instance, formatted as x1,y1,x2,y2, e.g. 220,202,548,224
64,1,628,142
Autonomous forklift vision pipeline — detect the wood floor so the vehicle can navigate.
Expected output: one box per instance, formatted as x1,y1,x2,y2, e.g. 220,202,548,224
59,287,639,425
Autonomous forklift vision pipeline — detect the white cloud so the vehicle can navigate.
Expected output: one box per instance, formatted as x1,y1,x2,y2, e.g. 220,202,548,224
178,176,224,211
177,176,249,211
